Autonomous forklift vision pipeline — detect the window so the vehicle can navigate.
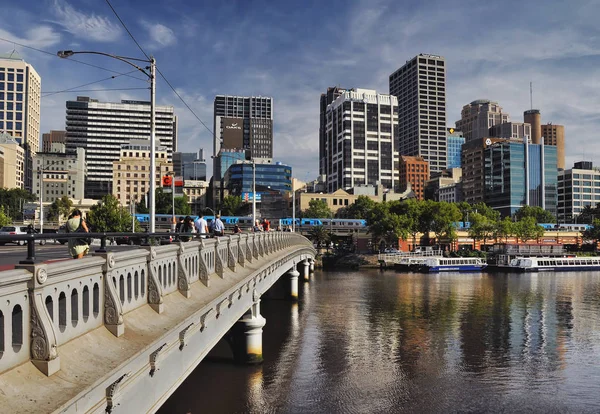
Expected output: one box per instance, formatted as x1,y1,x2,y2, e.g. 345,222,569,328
16,84,22,92
16,74,22,82
7,73,13,81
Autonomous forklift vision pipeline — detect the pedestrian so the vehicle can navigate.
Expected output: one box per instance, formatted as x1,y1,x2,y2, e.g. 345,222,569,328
253,219,262,232
65,209,90,259
262,218,270,232
233,224,242,234
179,216,194,241
175,217,184,233
213,214,225,237
194,213,209,238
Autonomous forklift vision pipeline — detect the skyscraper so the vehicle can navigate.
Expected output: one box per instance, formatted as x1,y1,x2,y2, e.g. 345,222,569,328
389,54,447,175
323,88,398,192
174,148,206,181
319,86,346,176
541,123,565,170
446,128,465,169
66,96,177,199
455,99,509,142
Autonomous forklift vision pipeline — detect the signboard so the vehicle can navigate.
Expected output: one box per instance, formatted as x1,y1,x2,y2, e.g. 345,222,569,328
162,175,173,187
242,192,261,202
174,176,184,187
222,117,244,150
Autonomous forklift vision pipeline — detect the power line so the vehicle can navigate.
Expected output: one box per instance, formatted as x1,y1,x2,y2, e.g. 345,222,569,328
104,0,214,136
0,37,147,82
41,70,140,98
42,87,148,95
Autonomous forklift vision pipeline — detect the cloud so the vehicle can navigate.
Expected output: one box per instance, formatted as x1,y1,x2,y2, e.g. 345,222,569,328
140,20,176,49
51,0,122,42
0,26,61,51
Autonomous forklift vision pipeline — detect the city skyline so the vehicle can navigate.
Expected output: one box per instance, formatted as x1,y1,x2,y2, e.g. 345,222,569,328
1,0,599,181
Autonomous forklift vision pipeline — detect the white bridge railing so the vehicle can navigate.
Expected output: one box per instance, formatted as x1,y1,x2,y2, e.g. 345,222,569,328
0,232,312,376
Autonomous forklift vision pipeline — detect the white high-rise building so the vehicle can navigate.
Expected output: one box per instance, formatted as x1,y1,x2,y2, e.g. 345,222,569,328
389,54,447,175
324,88,398,192
65,96,177,199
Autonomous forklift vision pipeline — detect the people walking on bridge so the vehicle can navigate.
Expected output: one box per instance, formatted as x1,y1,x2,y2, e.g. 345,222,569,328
179,216,195,242
194,213,209,238
253,220,262,232
213,214,225,237
65,209,89,259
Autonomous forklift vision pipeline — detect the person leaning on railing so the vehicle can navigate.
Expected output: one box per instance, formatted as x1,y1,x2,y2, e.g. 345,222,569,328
65,209,90,259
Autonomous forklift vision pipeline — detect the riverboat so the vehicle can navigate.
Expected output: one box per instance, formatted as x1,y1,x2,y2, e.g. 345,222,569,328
508,256,600,272
419,257,487,273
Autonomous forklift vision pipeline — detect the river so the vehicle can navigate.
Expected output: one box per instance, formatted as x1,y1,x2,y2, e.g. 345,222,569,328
158,269,600,413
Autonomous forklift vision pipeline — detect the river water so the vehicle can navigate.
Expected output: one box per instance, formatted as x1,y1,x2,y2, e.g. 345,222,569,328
159,269,600,413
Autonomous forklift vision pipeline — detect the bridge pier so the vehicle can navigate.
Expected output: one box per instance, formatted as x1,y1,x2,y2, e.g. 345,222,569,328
309,258,315,273
287,267,300,300
228,290,266,364
299,259,310,282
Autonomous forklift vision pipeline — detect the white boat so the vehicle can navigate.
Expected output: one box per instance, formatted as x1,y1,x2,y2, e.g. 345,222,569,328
508,256,600,272
419,257,487,273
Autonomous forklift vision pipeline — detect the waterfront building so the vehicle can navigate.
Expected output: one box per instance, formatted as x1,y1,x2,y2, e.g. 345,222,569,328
455,100,509,142
111,140,172,207
42,130,66,152
488,121,532,141
174,148,206,181
557,161,600,223
0,132,25,189
223,161,292,200
32,147,86,203
541,123,565,170
65,96,177,199
389,54,447,174
398,155,429,200
319,86,346,176
446,128,465,169
323,88,399,192
484,139,558,217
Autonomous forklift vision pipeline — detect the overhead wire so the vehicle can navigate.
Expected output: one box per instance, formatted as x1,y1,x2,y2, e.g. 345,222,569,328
42,87,148,95
41,70,142,97
104,0,214,136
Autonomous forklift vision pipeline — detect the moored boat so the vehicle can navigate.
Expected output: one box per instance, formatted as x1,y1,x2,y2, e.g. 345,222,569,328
508,256,600,272
419,257,487,273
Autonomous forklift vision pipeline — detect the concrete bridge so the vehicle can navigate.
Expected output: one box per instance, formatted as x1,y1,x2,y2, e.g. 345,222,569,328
0,232,316,413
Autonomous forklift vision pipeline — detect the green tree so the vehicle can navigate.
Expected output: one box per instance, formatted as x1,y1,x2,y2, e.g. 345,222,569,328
391,198,422,249
220,195,245,216
472,202,501,221
135,188,192,215
309,225,331,249
514,205,555,223
494,216,515,243
0,205,11,227
583,218,600,246
514,216,544,242
337,196,377,219
47,196,73,222
87,195,142,232
367,202,411,248
0,188,36,220
420,201,461,245
468,212,496,249
303,199,333,219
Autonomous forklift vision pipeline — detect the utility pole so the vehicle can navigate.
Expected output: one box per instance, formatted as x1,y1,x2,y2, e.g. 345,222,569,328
149,56,157,233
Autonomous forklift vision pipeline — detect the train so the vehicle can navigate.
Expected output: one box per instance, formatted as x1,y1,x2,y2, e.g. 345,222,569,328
133,214,368,230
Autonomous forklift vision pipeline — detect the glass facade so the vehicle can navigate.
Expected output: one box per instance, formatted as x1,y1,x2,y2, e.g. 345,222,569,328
447,135,465,169
484,142,557,217
225,162,292,197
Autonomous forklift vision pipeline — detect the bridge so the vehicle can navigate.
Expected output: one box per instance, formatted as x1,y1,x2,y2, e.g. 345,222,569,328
0,232,316,413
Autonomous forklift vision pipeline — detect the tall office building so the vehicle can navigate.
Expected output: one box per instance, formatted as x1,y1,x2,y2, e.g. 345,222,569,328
446,128,465,169
389,54,447,175
173,148,206,181
212,95,273,176
66,96,177,199
456,100,510,142
488,122,532,141
398,155,429,200
558,161,600,222
0,53,41,153
0,132,25,189
323,88,399,192
319,86,346,175
42,130,66,152
524,109,542,144
32,147,86,203
541,123,565,170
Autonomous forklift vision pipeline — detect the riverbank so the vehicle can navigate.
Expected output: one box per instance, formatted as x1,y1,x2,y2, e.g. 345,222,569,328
317,252,380,270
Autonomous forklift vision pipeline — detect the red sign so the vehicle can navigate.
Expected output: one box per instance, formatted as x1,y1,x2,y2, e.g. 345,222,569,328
162,175,172,187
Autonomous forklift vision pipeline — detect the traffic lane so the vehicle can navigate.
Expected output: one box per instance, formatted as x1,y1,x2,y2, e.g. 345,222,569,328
0,243,141,269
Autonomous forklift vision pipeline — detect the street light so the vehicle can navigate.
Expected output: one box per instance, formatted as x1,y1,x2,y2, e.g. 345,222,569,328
57,49,158,233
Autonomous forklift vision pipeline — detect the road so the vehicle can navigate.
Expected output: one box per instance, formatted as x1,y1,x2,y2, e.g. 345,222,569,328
0,242,139,270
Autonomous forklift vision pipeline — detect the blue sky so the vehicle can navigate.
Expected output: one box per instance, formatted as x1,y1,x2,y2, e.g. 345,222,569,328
2,0,600,181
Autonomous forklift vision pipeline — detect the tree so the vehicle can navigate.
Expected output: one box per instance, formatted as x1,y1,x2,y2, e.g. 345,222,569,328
471,202,500,222
367,202,411,248
87,195,142,232
514,205,555,223
220,195,245,216
303,199,332,219
47,196,73,222
514,216,544,242
0,205,11,227
309,225,331,249
337,196,376,219
494,216,514,243
0,188,36,220
468,212,496,249
583,218,600,246
420,201,461,245
135,188,192,215
391,199,422,249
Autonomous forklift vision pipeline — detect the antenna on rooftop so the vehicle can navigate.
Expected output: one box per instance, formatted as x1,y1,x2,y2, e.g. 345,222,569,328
530,82,533,110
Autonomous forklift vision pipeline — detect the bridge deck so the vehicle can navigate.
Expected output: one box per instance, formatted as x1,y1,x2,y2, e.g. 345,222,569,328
0,246,294,414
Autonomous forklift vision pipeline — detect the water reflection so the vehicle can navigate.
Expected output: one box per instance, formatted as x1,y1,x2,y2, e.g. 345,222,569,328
159,270,600,413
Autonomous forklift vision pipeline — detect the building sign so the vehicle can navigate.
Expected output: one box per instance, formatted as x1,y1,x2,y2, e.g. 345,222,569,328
162,175,173,187
174,176,184,187
222,117,244,150
242,192,261,202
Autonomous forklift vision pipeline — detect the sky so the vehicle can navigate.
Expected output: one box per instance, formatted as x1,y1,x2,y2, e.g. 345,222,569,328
1,0,600,182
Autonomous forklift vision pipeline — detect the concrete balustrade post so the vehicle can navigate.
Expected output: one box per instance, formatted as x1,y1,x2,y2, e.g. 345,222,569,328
215,238,224,278
300,259,310,282
252,234,259,260
177,243,192,298
287,266,300,300
142,247,164,313
228,289,266,364
227,236,237,272
237,235,246,268
258,234,265,257
98,253,125,336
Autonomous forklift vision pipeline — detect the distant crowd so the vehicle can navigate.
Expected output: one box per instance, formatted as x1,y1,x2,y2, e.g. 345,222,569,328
175,214,291,241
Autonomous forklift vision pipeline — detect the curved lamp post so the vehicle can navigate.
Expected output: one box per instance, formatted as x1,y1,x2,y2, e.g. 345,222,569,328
57,50,158,233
